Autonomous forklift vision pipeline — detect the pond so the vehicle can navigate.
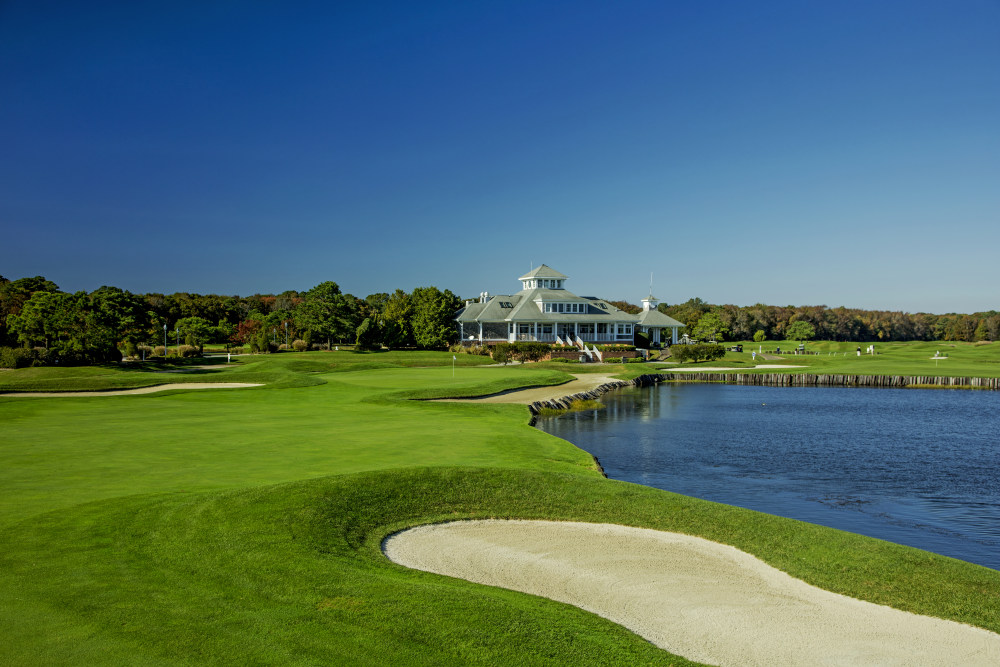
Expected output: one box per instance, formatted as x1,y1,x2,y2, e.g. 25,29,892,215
536,383,1000,570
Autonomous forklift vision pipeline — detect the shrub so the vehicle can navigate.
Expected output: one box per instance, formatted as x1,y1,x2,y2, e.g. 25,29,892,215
547,357,580,363
491,341,553,364
624,356,646,363
753,330,767,343
491,342,513,365
292,339,308,352
153,345,166,357
178,345,201,358
604,357,623,364
670,343,726,363
0,346,35,368
513,341,551,362
596,344,635,352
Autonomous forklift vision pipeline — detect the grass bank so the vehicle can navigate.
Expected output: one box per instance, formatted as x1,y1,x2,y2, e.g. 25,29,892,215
2,351,998,664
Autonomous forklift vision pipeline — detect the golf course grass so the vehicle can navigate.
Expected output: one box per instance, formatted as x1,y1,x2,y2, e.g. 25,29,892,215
676,339,1000,377
2,348,999,664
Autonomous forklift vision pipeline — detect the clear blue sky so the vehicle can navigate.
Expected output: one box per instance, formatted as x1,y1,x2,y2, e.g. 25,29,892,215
2,1,998,313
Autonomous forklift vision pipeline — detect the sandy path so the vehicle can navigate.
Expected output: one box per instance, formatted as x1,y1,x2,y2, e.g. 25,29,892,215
439,374,620,405
384,520,1000,666
0,383,262,397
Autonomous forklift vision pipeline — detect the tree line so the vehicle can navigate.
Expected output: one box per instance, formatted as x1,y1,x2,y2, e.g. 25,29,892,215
657,298,1000,343
0,274,461,365
3,274,997,366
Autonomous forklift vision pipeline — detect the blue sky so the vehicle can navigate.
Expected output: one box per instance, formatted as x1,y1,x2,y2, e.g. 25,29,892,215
2,1,998,313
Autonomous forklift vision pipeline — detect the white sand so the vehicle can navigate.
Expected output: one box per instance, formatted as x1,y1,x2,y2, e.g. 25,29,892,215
384,520,1000,666
0,382,262,397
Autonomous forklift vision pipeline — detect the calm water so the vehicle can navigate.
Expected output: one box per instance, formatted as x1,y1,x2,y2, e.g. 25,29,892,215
536,383,1000,570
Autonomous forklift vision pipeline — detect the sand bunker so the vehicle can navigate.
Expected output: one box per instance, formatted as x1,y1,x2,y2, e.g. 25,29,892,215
384,520,1000,666
0,383,262,397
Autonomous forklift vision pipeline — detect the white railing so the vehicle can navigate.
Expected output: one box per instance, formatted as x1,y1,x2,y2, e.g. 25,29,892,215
589,345,602,362
516,334,559,342
554,335,565,346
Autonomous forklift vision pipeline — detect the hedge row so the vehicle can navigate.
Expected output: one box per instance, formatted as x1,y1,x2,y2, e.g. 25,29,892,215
669,343,726,363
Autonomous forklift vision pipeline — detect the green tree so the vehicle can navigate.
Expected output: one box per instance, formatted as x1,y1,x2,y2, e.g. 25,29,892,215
176,316,214,348
410,286,461,349
294,281,360,347
753,329,766,343
0,276,60,346
692,312,729,342
381,289,414,349
87,286,150,354
6,291,80,349
785,320,816,341
355,317,381,351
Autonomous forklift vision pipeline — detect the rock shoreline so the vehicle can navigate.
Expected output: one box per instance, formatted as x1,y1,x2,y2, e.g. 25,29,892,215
526,374,665,415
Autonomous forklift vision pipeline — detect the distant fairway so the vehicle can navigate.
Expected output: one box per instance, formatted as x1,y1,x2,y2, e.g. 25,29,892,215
2,350,999,665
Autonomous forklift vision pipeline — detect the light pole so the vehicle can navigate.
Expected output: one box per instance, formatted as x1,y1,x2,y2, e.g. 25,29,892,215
163,324,167,357
175,327,180,355
284,321,288,347
272,328,277,345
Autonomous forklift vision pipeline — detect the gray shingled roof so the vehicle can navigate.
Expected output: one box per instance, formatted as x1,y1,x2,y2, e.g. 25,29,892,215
517,264,568,281
459,288,644,323
636,308,685,328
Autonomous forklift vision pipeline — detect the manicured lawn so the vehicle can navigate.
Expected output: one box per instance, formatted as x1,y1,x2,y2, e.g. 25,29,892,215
0,360,582,521
668,340,1000,377
2,350,999,665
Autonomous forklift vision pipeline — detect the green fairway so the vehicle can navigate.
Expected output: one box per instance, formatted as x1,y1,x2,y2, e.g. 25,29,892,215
2,350,999,665
668,339,1000,378
0,360,585,521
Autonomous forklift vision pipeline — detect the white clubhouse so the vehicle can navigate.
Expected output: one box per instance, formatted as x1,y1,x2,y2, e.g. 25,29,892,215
456,265,683,348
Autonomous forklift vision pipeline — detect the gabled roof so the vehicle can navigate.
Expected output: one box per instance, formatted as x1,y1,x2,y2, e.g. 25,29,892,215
518,264,567,281
636,308,685,328
455,301,487,322
469,294,522,321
